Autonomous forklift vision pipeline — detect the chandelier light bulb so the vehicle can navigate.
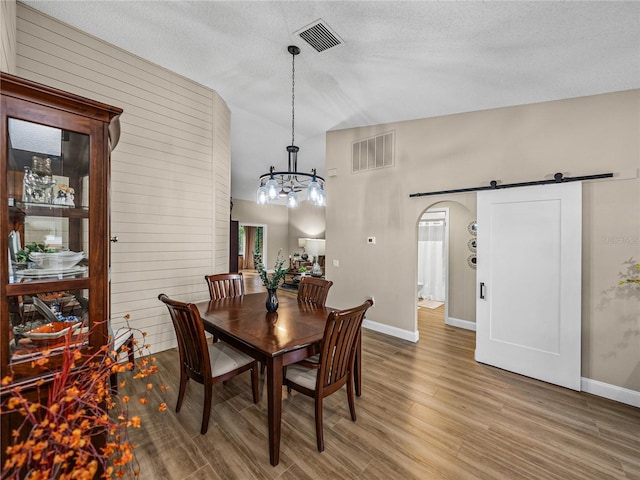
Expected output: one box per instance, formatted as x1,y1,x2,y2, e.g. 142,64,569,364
266,176,279,200
256,184,268,205
287,189,299,208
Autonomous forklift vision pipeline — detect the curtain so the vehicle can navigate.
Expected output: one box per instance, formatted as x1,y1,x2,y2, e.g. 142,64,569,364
244,226,256,269
417,219,445,301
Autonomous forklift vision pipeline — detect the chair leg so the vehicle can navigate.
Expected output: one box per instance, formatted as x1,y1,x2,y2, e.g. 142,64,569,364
251,362,259,404
201,383,212,434
176,370,188,413
347,375,357,421
315,396,324,452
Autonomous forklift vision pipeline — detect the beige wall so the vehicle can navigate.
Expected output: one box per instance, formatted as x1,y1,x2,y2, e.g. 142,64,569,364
288,200,326,253
232,198,289,269
0,0,16,74
232,198,326,269
14,5,231,353
326,90,640,391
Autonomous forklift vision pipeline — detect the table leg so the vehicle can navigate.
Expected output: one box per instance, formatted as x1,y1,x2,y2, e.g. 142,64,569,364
266,355,283,466
355,331,362,397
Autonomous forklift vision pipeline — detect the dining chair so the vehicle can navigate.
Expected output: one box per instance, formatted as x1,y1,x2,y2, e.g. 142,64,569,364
283,298,373,452
158,293,259,434
204,273,245,345
205,273,245,300
297,276,333,306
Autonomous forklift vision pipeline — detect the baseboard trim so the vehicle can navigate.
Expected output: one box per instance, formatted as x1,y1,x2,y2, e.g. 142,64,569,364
581,377,640,408
446,316,476,331
362,319,419,343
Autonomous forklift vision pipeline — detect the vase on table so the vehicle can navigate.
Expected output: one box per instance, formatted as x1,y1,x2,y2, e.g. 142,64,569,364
266,288,279,313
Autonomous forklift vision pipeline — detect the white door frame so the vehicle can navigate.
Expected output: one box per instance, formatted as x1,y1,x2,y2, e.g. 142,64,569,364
239,223,268,267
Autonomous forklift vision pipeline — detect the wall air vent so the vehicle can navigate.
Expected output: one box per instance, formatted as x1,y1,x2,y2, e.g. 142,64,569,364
295,19,343,53
352,132,395,173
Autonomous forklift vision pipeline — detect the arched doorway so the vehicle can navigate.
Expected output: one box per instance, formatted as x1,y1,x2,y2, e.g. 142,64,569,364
416,201,477,330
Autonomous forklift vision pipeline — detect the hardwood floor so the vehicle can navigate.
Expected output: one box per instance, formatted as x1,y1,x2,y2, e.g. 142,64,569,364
123,274,640,479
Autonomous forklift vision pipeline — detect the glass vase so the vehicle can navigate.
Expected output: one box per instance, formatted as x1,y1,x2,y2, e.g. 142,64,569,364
265,288,279,313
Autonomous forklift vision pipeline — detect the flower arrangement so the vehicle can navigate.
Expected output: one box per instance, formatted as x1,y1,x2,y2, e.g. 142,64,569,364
0,314,167,479
256,251,289,290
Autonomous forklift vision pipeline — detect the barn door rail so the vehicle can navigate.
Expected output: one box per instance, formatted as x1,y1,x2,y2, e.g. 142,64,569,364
409,172,613,198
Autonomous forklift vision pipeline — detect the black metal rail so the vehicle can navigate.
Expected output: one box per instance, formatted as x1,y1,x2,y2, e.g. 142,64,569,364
409,172,613,198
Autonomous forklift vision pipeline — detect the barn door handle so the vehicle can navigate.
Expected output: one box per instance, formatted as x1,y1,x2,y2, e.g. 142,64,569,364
480,282,486,299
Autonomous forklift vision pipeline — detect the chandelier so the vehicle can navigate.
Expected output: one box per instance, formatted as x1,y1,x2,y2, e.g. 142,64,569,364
256,45,326,208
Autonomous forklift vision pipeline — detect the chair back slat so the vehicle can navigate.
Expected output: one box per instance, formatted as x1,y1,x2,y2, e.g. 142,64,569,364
297,277,333,306
205,273,245,300
317,299,373,390
158,294,211,383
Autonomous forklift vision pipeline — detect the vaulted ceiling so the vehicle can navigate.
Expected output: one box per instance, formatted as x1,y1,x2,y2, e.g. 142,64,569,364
22,1,640,202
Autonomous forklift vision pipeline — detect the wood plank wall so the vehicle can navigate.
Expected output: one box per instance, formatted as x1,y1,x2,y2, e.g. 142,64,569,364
15,5,231,353
0,0,16,74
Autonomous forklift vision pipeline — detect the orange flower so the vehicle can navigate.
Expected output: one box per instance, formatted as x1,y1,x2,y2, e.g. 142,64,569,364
138,398,148,405
158,402,167,412
1,375,12,385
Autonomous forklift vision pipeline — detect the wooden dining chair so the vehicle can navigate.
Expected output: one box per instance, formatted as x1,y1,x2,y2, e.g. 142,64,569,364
297,276,333,306
158,293,259,434
205,273,245,300
283,298,373,452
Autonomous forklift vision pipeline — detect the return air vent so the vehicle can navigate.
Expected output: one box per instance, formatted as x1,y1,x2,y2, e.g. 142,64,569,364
352,132,395,173
295,19,343,53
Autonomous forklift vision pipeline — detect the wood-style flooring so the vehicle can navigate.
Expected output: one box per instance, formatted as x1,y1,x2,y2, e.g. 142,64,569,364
121,272,640,479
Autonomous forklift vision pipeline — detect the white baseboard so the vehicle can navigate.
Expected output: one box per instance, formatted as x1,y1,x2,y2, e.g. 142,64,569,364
581,377,640,408
362,319,419,343
446,316,476,331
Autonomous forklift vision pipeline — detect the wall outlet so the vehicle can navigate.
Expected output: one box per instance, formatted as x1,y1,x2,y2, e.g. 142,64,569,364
367,236,376,245
333,259,340,267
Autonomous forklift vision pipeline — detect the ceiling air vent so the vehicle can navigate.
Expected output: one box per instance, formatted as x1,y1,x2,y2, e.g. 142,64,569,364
295,19,343,53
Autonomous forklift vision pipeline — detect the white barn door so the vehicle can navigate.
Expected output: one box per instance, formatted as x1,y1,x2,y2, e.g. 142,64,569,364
476,182,582,390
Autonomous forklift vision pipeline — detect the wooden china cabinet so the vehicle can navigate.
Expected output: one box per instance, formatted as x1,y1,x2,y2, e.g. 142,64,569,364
0,73,123,454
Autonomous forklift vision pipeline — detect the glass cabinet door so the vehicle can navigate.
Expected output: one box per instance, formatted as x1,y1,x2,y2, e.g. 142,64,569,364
6,118,92,368
7,118,90,284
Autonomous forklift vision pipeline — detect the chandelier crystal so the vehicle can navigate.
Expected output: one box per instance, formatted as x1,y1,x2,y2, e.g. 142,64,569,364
256,45,326,208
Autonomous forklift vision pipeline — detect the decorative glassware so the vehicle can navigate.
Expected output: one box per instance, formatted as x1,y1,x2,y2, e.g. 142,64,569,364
23,156,56,203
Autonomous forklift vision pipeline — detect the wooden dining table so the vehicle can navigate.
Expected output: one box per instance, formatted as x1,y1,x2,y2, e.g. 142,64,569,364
196,292,362,466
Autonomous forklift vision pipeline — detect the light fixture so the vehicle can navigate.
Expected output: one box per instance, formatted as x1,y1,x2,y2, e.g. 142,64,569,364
256,45,326,208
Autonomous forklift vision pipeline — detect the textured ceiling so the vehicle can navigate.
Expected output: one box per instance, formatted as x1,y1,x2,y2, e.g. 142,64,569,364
22,1,640,202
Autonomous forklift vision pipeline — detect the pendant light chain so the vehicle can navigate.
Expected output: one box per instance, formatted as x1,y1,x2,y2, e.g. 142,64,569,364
291,50,295,146
256,45,325,208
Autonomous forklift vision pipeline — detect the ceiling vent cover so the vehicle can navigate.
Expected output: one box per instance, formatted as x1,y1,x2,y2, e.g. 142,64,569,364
295,19,343,53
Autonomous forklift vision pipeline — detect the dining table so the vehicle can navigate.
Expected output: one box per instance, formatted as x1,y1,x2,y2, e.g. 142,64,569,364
196,292,362,466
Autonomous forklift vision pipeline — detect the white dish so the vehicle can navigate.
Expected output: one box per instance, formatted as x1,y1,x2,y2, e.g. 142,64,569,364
15,266,87,279
29,251,84,269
